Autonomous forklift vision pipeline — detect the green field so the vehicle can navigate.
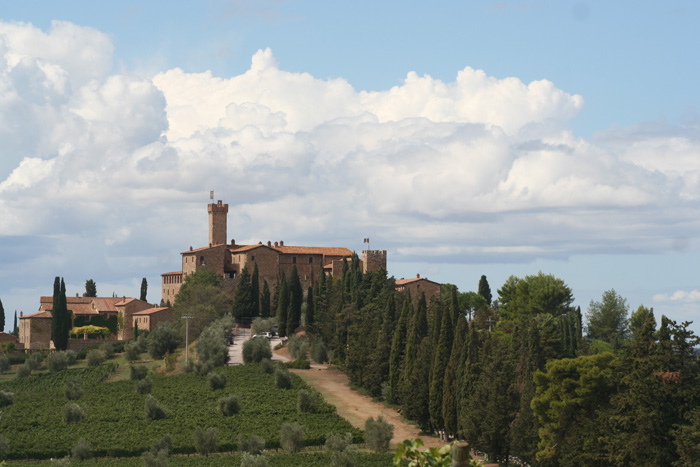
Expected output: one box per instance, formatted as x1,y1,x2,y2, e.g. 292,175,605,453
0,363,363,461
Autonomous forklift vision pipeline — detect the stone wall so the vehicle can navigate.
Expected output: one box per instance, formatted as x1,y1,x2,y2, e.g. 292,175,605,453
362,250,387,274
208,201,228,246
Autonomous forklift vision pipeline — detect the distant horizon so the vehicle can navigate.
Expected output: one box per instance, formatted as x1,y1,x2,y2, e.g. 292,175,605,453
1,1,699,333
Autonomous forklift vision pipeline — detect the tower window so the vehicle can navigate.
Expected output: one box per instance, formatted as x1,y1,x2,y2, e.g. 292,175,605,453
309,257,313,264
293,257,297,264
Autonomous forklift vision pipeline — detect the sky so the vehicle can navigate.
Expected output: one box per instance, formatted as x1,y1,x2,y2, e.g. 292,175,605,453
1,0,699,333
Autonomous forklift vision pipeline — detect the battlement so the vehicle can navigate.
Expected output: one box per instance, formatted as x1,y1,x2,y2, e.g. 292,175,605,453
208,200,228,246
362,249,387,274
207,200,229,213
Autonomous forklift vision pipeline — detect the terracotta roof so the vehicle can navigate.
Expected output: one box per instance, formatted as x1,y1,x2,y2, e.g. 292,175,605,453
275,246,354,256
395,277,440,286
162,271,183,276
229,244,270,253
181,244,225,254
133,307,171,316
20,310,52,319
115,298,151,307
40,296,129,315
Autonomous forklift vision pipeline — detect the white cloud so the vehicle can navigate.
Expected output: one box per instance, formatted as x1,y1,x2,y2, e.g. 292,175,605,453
653,290,700,303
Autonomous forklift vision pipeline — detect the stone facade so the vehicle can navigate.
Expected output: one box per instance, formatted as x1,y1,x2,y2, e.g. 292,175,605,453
133,307,174,332
115,298,152,340
162,200,389,302
396,274,442,304
19,311,52,350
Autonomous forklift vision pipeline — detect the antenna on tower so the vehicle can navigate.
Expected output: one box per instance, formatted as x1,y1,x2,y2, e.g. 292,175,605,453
210,190,214,203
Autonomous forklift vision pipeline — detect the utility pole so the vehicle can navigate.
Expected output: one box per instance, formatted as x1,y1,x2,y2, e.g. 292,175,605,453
182,315,193,363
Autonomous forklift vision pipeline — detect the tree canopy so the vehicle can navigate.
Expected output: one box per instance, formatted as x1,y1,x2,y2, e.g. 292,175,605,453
497,272,574,323
84,279,97,298
585,289,629,349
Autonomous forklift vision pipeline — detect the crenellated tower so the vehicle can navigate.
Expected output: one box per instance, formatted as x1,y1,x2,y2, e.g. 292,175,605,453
208,200,228,246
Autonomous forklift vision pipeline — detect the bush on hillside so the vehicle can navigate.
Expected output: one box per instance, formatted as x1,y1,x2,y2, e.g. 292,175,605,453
64,377,83,401
364,416,394,452
0,356,9,374
297,389,318,413
71,438,92,460
16,363,31,379
218,394,241,417
147,323,180,359
243,337,272,364
287,335,309,360
196,320,230,374
142,433,173,466
136,377,153,395
240,453,269,467
280,422,305,453
47,352,70,372
125,341,141,362
86,349,106,367
0,390,14,407
0,435,8,461
260,358,275,374
194,426,218,456
251,317,275,335
285,358,311,370
238,434,265,455
275,369,292,389
100,342,115,359
310,339,328,364
63,403,85,424
325,432,355,467
144,395,167,420
130,364,149,381
208,372,227,390
26,352,43,370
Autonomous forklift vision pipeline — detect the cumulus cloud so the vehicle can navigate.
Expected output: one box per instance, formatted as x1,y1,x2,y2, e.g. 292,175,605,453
1,19,700,303
653,290,700,303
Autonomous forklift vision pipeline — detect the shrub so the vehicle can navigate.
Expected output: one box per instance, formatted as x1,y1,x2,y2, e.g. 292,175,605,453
16,363,31,379
0,356,10,374
47,352,70,372
238,434,265,455
125,341,141,362
280,422,305,453
240,453,269,467
194,426,218,456
364,416,394,452
260,358,275,374
147,323,181,359
137,377,153,395
130,364,149,381
164,351,177,372
26,352,43,370
64,377,83,401
287,335,309,360
218,394,241,416
86,349,106,367
251,317,275,335
51,456,71,466
142,449,169,467
65,350,78,365
150,433,173,457
63,402,85,423
242,337,272,364
310,340,328,364
274,369,292,389
208,372,227,390
71,437,92,460
100,342,115,359
196,320,230,370
325,432,353,453
144,395,167,420
0,390,14,408
0,435,8,461
285,358,311,369
297,389,318,413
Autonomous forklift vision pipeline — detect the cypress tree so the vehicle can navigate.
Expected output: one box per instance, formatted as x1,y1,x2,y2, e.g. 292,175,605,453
276,273,289,338
401,293,428,414
287,266,303,336
388,300,409,404
443,313,467,438
0,298,4,332
478,275,492,305
429,301,453,432
251,263,260,317
233,266,253,321
306,286,315,329
52,277,70,351
261,280,271,318
140,278,148,302
13,310,18,336
85,279,97,298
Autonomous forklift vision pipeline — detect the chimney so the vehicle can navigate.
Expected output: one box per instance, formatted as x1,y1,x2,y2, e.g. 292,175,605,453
76,293,79,297
231,239,235,245
267,241,271,246
190,246,193,251
416,273,420,279
274,241,278,247
258,241,263,245
280,240,284,246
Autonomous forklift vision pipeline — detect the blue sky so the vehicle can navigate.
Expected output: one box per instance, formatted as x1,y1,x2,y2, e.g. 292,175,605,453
0,0,699,332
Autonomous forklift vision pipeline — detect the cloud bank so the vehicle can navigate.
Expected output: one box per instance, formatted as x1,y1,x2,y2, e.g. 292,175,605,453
1,20,699,300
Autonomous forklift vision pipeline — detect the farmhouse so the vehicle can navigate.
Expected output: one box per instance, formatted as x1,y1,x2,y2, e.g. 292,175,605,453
162,200,388,302
395,274,442,304
133,307,174,333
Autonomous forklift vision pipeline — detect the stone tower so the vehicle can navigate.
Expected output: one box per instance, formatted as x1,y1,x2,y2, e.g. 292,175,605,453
362,249,387,273
208,200,228,246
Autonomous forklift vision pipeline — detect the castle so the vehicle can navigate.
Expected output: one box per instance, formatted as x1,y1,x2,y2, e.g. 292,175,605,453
161,200,388,302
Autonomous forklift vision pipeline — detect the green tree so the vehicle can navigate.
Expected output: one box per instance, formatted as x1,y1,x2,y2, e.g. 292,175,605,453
261,280,271,318
429,301,452,432
477,275,492,305
388,300,408,404
84,279,97,297
174,268,232,340
140,278,148,302
233,266,254,321
52,277,71,351
12,310,18,336
442,313,467,438
306,286,315,329
586,289,629,349
0,298,4,332
251,263,260,317
497,272,574,324
147,322,181,359
277,273,289,338
287,266,303,335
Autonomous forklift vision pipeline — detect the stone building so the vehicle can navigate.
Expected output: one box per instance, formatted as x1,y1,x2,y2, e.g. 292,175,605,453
133,307,174,333
162,200,388,302
396,274,442,304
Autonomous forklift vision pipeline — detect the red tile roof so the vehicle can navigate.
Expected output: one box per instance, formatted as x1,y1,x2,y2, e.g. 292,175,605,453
133,307,171,316
181,244,225,254
275,246,354,256
395,277,440,286
20,310,52,319
162,271,183,276
39,296,130,315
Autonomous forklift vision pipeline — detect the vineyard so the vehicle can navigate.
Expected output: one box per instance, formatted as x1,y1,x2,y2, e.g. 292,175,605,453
0,363,362,460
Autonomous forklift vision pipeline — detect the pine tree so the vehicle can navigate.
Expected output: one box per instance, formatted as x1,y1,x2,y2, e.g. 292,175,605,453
429,301,453,433
0,298,4,332
85,279,97,298
261,280,271,318
276,273,289,338
287,266,303,335
478,275,492,305
140,278,148,302
52,277,71,351
306,286,315,329
251,263,260,317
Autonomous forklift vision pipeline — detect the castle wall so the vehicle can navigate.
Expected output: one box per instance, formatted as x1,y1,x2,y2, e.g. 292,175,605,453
161,273,182,305
208,201,228,246
362,250,387,273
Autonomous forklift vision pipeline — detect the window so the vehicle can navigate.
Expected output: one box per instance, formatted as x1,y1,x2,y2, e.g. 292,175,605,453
200,256,205,266
309,257,313,264
251,255,255,262
293,257,297,264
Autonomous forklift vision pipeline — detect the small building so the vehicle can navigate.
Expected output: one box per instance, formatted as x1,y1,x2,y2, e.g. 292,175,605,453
115,298,152,340
18,310,52,350
395,274,442,304
132,307,174,333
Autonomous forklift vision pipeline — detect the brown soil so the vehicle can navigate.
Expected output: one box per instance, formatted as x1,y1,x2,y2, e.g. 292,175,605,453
290,367,445,449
